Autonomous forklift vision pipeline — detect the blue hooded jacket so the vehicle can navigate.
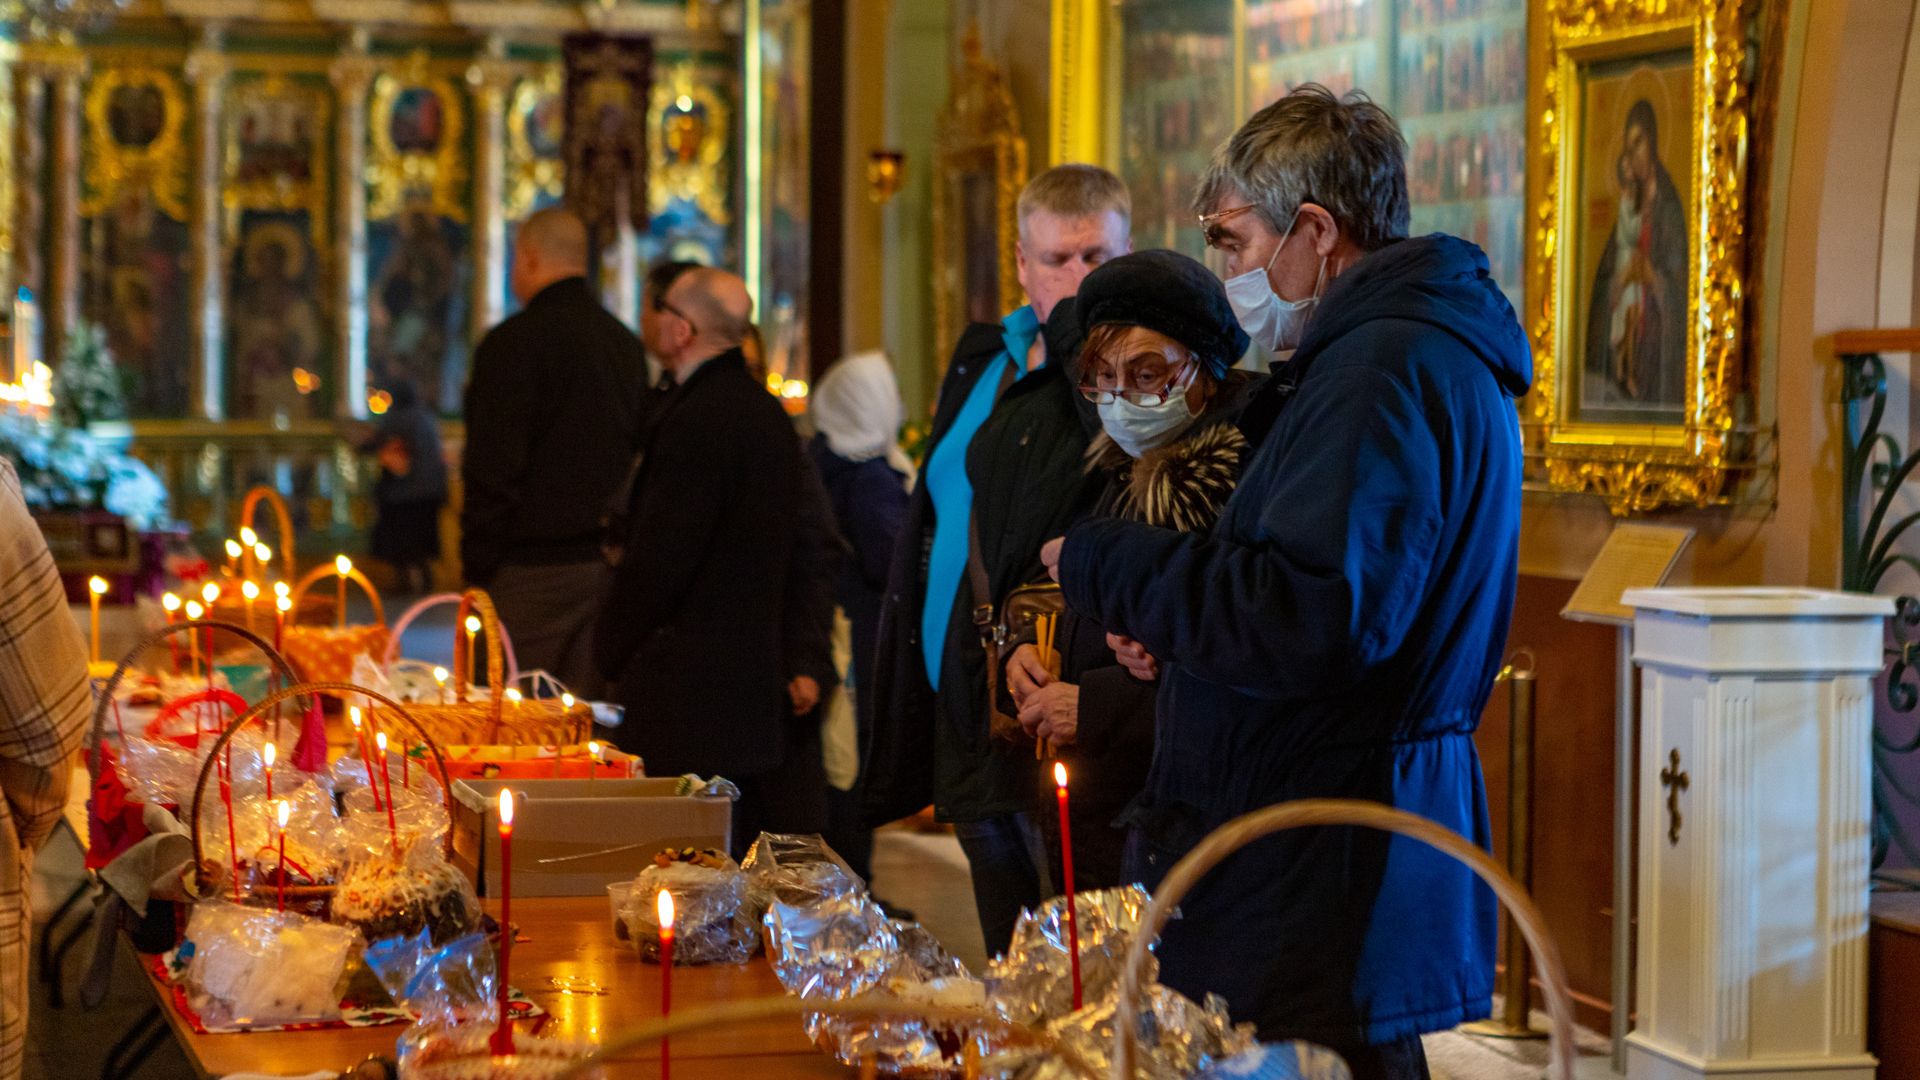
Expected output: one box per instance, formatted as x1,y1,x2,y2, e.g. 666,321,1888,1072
1058,234,1531,1046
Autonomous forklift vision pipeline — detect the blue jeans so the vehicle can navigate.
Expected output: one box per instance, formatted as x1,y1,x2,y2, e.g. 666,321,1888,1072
953,812,1052,958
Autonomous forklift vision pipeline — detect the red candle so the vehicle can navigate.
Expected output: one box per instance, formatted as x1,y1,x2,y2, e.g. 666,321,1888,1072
375,731,398,858
274,595,289,653
220,753,240,902
262,740,275,801
490,789,516,1057
161,593,182,674
334,556,351,629
658,889,674,1079
274,800,290,913
1054,761,1083,1010
350,708,381,811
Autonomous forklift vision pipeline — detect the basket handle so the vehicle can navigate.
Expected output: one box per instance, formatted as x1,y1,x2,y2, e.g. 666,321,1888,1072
147,688,251,746
286,562,387,628
187,681,455,880
1111,798,1577,1080
384,592,521,684
239,486,297,582
450,589,507,734
88,619,306,784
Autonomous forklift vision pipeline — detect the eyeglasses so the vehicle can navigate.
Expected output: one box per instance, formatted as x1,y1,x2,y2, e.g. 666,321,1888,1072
658,298,700,336
1198,204,1257,249
1078,357,1198,407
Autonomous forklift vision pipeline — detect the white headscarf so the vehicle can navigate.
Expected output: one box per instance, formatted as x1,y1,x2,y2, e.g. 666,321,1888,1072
811,350,915,488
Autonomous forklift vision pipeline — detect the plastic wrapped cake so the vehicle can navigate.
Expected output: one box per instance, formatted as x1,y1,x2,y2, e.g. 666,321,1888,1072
181,902,360,1027
620,847,757,964
332,843,481,946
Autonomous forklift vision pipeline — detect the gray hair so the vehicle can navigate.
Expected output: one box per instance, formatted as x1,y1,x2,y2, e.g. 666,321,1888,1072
1193,84,1410,251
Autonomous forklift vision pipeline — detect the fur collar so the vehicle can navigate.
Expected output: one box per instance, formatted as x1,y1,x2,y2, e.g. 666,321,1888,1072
1085,419,1249,533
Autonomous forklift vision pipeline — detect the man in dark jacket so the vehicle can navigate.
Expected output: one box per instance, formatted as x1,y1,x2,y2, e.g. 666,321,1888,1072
594,266,822,849
863,164,1130,957
1044,86,1529,1079
463,207,645,698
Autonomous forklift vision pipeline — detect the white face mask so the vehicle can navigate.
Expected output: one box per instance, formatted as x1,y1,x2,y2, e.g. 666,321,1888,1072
1224,211,1329,353
1097,374,1199,458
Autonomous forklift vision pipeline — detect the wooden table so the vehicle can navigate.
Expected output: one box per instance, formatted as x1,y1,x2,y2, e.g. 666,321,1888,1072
142,896,852,1078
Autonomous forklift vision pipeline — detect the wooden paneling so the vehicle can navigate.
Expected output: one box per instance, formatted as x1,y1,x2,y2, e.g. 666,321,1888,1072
1476,574,1622,1031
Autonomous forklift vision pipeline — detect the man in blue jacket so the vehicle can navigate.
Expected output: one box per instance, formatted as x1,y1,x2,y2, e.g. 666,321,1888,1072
1043,85,1530,1079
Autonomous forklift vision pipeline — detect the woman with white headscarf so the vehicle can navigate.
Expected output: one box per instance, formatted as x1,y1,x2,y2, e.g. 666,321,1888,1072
808,350,914,892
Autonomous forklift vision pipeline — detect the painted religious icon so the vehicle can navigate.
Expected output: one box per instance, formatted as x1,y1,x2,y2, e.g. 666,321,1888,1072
232,88,321,186
229,216,325,420
389,85,446,154
368,207,467,414
107,83,167,148
1574,48,1694,426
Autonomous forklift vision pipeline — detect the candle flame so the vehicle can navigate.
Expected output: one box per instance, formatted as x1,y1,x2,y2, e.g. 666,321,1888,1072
657,888,674,930
240,527,257,547
1053,761,1068,789
276,799,290,829
273,580,290,599
432,665,449,684
161,592,180,612
184,600,203,619
263,742,275,769
349,706,362,730
224,539,242,560
88,575,108,596
201,582,220,604
504,688,522,704
464,615,482,634
561,693,575,709
241,580,260,600
375,731,388,752
276,596,292,614
335,555,352,576
498,788,515,828
254,543,271,564
588,740,600,757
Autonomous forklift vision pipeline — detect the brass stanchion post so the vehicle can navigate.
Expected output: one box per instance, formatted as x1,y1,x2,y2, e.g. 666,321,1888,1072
1463,653,1547,1039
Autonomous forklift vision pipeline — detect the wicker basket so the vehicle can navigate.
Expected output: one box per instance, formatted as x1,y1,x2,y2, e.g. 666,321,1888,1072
383,591,522,684
279,560,390,686
400,589,593,746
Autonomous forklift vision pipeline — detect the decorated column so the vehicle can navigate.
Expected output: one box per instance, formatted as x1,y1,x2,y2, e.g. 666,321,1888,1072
185,29,228,420
467,39,513,342
45,47,84,365
329,32,373,421
11,61,45,353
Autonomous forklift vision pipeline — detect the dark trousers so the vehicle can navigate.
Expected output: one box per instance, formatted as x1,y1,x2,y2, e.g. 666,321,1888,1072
1314,1034,1430,1080
730,712,829,859
953,811,1050,958
487,561,610,700
823,785,874,884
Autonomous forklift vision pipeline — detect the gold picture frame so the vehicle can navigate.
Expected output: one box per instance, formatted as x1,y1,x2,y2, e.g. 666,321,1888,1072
222,72,331,246
366,52,468,223
648,59,731,226
81,66,188,221
505,65,565,222
1530,0,1750,515
931,31,1028,362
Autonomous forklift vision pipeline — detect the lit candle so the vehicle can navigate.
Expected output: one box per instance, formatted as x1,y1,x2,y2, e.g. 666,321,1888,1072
490,789,516,1058
198,583,218,697
274,799,290,913
334,556,351,628
223,538,242,576
433,665,450,705
349,707,380,810
588,740,601,787
184,600,203,676
240,580,259,633
221,747,240,902
239,525,258,549
464,615,481,693
1053,761,1083,1010
86,576,107,665
658,888,675,1080
254,542,271,580
161,591,182,675
273,580,290,602
263,740,275,801
274,595,290,653
375,730,398,856
505,687,522,709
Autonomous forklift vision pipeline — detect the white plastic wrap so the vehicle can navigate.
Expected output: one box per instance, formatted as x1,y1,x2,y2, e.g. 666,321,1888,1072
332,843,482,946
618,855,756,965
739,832,865,915
180,901,360,1027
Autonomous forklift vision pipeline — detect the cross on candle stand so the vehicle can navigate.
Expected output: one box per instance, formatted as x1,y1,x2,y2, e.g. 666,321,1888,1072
1659,748,1689,845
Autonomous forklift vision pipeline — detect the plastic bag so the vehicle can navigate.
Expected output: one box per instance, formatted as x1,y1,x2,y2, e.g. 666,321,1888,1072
619,855,757,965
180,901,360,1027
332,842,482,946
740,832,864,915
338,776,451,860
364,928,497,1029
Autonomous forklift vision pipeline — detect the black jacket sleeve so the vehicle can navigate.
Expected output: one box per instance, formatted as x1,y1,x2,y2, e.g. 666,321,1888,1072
785,451,847,692
460,326,538,586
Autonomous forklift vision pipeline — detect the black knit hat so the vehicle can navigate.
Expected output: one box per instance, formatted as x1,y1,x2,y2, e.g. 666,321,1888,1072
1074,249,1250,379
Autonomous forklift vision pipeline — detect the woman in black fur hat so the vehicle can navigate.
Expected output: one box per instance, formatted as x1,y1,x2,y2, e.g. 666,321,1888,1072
1004,249,1263,894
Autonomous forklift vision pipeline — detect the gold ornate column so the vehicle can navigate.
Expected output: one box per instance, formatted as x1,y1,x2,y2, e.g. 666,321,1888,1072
45,48,85,366
329,33,374,421
467,40,513,342
11,61,45,353
1048,0,1117,167
185,29,228,420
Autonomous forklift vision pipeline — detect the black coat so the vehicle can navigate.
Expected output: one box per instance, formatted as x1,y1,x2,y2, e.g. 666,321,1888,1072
461,277,646,585
808,439,910,706
1058,235,1530,1044
861,322,1011,828
594,349,803,777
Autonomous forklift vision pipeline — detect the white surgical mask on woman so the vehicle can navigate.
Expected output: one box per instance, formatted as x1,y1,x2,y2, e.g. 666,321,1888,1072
1224,210,1328,353
1096,365,1199,458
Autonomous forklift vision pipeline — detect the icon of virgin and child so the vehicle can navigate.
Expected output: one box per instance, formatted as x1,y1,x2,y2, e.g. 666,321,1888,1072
1583,98,1688,413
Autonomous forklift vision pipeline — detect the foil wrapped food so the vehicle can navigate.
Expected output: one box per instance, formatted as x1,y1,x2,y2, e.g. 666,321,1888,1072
991,985,1256,1080
765,894,1000,1076
740,832,865,914
986,885,1155,1029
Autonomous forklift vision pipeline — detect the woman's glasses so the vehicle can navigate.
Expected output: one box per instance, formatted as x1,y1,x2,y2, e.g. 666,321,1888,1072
1078,356,1198,407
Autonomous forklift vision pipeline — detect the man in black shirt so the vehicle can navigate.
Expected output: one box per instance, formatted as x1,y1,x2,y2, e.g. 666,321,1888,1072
461,207,645,698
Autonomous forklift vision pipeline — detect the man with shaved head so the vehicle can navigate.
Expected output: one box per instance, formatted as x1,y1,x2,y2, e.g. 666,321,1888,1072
595,266,828,846
462,206,645,697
